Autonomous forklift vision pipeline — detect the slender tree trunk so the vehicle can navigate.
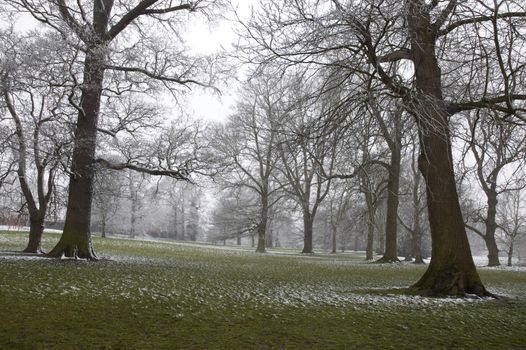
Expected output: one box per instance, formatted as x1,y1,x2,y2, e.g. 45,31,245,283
172,204,179,239
363,180,376,260
130,180,137,240
412,162,425,264
256,195,268,253
366,212,375,260
378,148,401,263
181,200,186,240
412,223,424,264
507,242,514,267
302,211,314,254
236,235,241,245
485,195,501,266
331,224,337,254
101,217,106,238
407,0,488,296
376,225,385,255
266,228,273,248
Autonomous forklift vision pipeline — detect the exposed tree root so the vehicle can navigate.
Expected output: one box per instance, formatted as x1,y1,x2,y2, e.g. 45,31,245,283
47,244,98,261
413,266,497,298
22,246,45,255
375,256,401,264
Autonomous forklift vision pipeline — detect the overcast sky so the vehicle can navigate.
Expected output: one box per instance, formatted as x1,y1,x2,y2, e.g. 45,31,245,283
3,0,257,123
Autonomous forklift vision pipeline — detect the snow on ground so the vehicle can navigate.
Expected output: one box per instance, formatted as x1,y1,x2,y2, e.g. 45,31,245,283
1,230,524,312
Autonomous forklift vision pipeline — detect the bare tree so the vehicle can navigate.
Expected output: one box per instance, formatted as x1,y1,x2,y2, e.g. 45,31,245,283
5,0,223,259
92,168,123,238
239,0,526,296
462,112,526,266
212,75,285,252
368,98,406,263
398,131,427,264
276,79,343,254
1,29,73,253
497,189,526,267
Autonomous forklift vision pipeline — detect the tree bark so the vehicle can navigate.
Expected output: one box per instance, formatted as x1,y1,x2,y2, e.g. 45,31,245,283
407,0,488,296
412,222,424,264
302,211,314,254
412,165,424,264
255,195,268,253
377,146,401,263
484,194,501,266
48,42,109,259
101,215,106,239
507,243,514,267
23,216,45,254
331,224,337,254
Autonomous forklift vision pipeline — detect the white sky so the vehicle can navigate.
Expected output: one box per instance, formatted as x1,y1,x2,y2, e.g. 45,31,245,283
3,0,258,123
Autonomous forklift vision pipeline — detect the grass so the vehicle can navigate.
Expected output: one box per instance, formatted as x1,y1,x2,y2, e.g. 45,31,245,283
1,231,525,349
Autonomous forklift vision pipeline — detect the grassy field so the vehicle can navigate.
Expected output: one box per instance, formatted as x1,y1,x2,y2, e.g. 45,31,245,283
1,231,525,349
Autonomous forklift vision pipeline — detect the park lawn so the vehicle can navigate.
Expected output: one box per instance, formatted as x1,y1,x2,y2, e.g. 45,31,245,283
0,231,525,349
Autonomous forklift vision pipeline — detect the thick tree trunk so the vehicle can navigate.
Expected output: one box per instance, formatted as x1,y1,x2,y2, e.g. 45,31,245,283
407,0,488,296
47,50,106,259
302,211,314,254
23,216,45,254
377,148,401,263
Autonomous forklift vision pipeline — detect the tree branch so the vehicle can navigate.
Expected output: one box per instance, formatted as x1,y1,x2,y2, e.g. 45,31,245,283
438,12,526,37
447,94,526,115
104,64,213,89
108,1,193,40
377,49,414,63
95,158,192,182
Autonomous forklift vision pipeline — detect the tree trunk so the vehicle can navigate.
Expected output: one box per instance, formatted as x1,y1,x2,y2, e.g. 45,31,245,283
101,213,107,238
256,195,268,253
363,182,376,260
485,194,501,266
507,242,514,267
23,216,45,254
376,226,385,255
236,235,241,245
331,225,337,254
377,147,401,263
366,214,375,260
47,50,107,259
180,201,186,240
302,211,314,254
412,223,425,264
407,0,488,296
412,160,425,264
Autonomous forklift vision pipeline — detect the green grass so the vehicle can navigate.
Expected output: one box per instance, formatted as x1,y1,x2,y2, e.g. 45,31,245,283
1,231,525,349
